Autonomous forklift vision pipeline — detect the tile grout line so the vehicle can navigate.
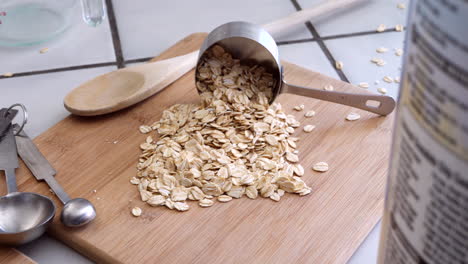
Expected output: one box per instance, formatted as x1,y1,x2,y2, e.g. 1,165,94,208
305,23,349,82
0,62,118,79
277,38,315,46
321,28,403,41
105,0,124,68
0,26,402,80
125,57,155,64
289,0,349,83
278,28,402,45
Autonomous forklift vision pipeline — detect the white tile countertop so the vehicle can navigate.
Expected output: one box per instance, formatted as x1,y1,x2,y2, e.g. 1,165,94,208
0,0,409,263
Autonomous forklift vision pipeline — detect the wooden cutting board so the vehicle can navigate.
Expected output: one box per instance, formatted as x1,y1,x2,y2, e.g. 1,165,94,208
1,33,394,263
0,248,36,264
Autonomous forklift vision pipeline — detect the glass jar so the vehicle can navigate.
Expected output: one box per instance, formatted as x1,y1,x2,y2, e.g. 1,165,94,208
0,0,105,46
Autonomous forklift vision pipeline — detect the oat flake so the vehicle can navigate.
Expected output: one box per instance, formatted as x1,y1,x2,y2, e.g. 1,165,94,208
346,113,361,121
131,207,142,217
313,162,329,172
378,87,388,94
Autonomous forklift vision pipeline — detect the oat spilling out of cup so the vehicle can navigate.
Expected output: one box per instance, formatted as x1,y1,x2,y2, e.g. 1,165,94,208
133,45,312,212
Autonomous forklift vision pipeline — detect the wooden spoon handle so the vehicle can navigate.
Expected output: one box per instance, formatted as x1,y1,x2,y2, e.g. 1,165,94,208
263,0,367,38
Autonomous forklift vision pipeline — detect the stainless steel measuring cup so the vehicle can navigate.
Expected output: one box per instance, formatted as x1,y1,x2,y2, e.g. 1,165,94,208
196,21,395,115
0,107,55,246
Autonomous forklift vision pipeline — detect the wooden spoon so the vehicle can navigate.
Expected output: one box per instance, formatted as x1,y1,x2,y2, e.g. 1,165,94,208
64,0,366,116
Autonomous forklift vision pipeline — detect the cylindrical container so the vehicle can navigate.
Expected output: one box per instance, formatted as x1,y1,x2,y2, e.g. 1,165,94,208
378,0,468,263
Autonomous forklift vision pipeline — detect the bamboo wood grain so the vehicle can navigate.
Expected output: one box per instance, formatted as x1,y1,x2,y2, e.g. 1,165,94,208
0,248,36,264
1,33,394,264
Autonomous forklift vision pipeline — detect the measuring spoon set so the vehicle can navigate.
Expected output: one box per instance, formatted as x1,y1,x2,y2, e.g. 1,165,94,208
0,104,96,246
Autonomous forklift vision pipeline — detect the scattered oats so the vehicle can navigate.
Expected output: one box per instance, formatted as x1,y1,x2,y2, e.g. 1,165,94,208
377,87,388,94
217,195,233,203
395,24,404,32
165,199,175,209
2,72,13,77
199,199,214,207
346,112,361,121
304,110,315,118
298,187,312,196
227,186,244,198
397,3,406,9
303,125,315,133
383,76,394,83
139,125,152,134
293,164,305,176
174,202,190,211
39,47,49,54
358,82,369,88
277,189,285,196
265,134,279,146
130,177,140,185
93,190,97,193
132,45,311,212
293,104,305,111
285,152,299,163
395,48,403,56
245,185,258,199
147,195,166,206
370,57,380,63
113,140,119,144
376,24,386,32
270,192,281,202
312,162,329,172
97,197,101,200
335,61,344,70
171,187,188,201
323,84,334,91
370,58,386,66
394,77,400,83
376,47,388,53
131,207,142,217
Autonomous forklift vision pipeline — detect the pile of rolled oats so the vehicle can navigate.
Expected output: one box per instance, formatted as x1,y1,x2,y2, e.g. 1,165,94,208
132,45,311,212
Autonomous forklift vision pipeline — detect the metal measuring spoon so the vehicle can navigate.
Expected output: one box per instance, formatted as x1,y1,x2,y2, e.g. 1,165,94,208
195,21,396,116
0,119,55,246
14,126,96,227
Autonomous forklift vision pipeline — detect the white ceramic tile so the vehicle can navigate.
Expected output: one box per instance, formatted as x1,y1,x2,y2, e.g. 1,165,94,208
348,221,381,264
128,42,339,80
18,235,92,264
0,6,115,74
0,66,116,138
297,0,410,36
279,42,339,79
324,32,405,98
113,0,312,60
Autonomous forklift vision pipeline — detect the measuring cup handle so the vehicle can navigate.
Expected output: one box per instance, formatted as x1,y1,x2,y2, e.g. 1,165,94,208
282,82,396,116
80,0,106,27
